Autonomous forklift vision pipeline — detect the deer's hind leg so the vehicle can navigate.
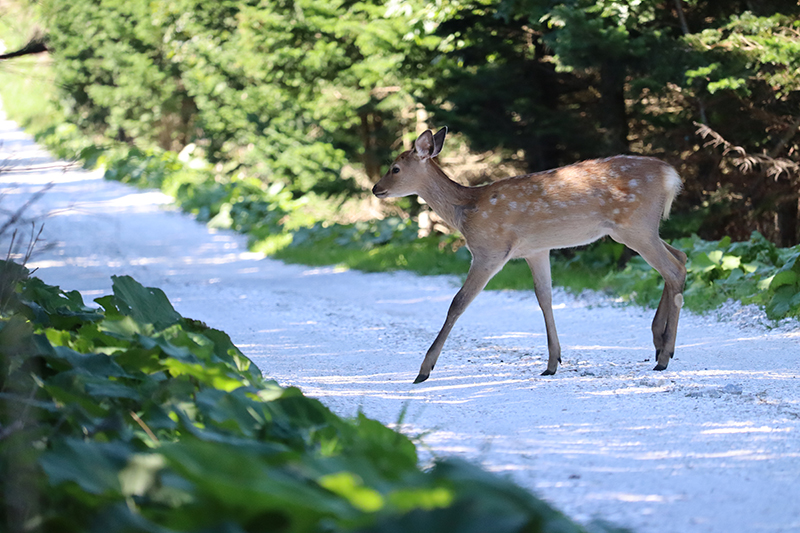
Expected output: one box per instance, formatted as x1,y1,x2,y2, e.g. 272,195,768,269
611,231,687,370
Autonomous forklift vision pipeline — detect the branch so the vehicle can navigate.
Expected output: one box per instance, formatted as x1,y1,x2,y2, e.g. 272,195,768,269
769,114,800,159
694,122,800,179
0,182,53,238
0,38,48,61
674,0,689,35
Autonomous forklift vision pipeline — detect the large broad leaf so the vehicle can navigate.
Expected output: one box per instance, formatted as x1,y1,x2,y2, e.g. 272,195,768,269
359,502,529,533
111,276,181,331
767,285,800,319
19,277,102,329
160,438,358,530
194,387,267,437
0,316,54,360
172,409,289,455
39,438,131,495
687,252,718,274
88,502,170,533
349,413,418,479
769,269,798,290
188,321,264,380
50,345,131,378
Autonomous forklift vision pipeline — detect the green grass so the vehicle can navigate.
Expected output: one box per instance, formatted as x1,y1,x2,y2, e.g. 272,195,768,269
274,230,800,323
274,236,468,275
0,56,60,131
273,234,605,294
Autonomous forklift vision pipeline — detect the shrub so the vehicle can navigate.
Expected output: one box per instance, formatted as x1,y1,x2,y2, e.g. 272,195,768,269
0,262,625,533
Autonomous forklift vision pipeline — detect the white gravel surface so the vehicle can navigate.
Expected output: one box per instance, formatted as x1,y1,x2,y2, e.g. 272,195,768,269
2,107,799,533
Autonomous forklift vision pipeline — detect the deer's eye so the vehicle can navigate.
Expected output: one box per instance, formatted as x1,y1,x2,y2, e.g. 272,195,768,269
392,167,400,174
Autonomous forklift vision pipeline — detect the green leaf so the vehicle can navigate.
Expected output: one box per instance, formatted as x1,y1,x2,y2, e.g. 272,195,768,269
99,315,150,339
767,285,799,319
84,380,141,401
118,453,166,497
18,277,103,329
318,471,385,512
717,268,744,285
39,439,128,495
769,269,798,290
161,439,357,526
192,322,264,380
688,252,718,273
0,316,53,360
137,333,199,362
162,358,245,392
720,255,741,270
111,275,181,331
388,486,454,512
50,345,130,378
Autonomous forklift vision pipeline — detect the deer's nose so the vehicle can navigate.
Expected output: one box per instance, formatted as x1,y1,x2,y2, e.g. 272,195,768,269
372,184,388,198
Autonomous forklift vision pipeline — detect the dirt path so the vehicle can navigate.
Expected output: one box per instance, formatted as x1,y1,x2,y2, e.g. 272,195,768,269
2,108,799,533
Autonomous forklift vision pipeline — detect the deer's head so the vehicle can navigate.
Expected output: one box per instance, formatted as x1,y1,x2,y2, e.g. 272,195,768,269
372,127,448,198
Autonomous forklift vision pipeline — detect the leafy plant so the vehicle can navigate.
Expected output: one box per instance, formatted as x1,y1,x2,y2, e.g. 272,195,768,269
556,232,800,320
289,217,420,251
1,262,625,533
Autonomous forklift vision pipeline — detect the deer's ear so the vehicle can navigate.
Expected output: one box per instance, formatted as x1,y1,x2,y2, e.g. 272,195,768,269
413,130,435,159
431,127,447,158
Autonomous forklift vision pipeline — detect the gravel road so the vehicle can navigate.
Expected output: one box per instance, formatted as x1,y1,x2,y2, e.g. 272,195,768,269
2,107,799,533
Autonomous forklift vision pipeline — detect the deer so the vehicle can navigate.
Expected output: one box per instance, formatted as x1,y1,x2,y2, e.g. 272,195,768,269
372,127,687,383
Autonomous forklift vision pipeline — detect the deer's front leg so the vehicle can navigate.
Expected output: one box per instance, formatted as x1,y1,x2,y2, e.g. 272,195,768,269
526,251,562,376
415,253,507,383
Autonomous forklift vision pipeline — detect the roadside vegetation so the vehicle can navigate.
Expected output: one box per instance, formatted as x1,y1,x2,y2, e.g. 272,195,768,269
2,262,634,532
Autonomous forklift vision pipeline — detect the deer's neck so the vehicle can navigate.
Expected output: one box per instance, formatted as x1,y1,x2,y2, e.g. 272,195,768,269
418,165,474,231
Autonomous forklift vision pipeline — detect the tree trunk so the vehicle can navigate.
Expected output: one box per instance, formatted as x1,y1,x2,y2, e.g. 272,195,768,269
776,175,799,247
599,59,629,154
359,110,383,183
0,39,48,60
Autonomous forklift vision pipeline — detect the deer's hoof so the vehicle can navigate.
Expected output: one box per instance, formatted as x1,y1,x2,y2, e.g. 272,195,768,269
413,372,429,384
653,363,668,371
540,368,556,376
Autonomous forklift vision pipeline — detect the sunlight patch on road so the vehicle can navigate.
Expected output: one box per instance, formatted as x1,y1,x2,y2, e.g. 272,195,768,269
588,385,671,396
483,332,539,339
301,266,350,276
701,423,792,435
376,296,451,305
588,492,681,503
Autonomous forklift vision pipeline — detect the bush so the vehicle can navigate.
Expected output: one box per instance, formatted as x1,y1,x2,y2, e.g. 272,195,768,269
0,262,627,533
558,232,800,320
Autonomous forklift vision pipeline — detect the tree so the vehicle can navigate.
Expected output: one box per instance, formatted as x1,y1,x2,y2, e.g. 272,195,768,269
39,0,437,194
684,10,800,245
420,0,800,244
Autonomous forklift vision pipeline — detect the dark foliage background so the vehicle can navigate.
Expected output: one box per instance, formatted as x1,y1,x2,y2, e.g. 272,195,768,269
23,0,799,244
